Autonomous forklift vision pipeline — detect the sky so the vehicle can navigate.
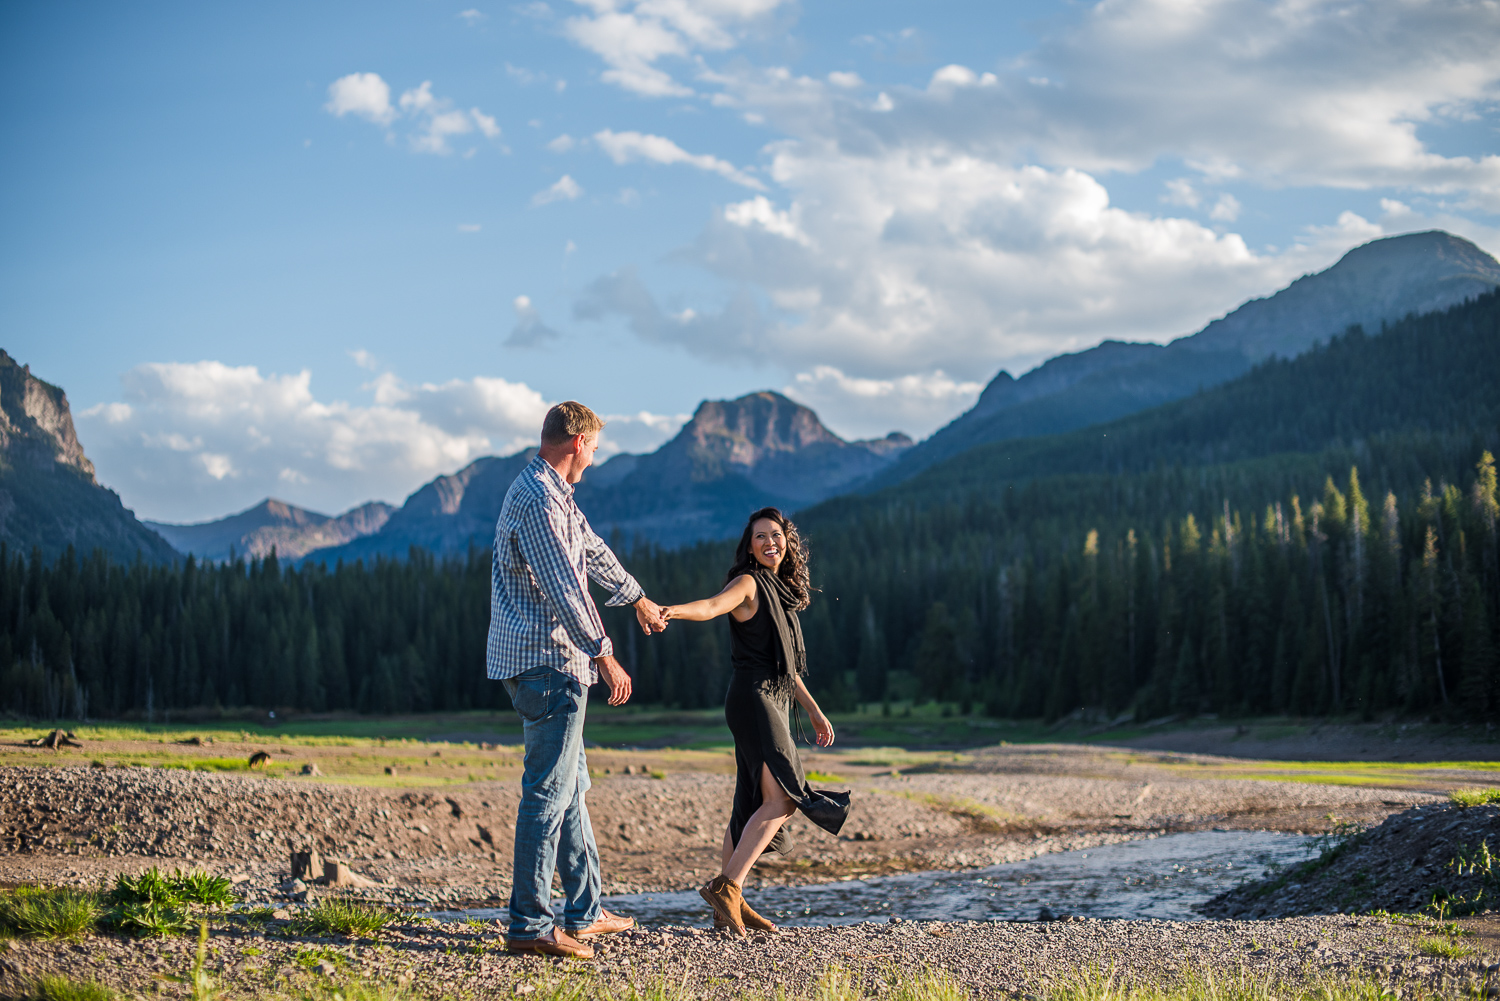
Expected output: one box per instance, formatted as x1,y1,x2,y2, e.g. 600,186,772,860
3,0,1498,525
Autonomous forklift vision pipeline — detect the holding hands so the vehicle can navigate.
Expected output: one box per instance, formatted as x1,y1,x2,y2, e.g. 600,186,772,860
633,596,669,634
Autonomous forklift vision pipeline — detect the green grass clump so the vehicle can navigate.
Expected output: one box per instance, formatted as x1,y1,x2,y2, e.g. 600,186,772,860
292,898,396,937
1448,787,1500,807
0,886,102,940
806,770,846,783
1039,966,1424,1001
1418,935,1475,959
26,974,117,1001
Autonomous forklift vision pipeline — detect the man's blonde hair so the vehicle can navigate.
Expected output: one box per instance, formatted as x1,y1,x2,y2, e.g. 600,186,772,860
541,401,606,446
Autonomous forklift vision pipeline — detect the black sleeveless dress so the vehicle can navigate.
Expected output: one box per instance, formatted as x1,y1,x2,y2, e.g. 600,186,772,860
724,575,850,856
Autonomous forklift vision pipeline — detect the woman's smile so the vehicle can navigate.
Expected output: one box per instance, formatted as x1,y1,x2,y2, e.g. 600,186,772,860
750,518,785,570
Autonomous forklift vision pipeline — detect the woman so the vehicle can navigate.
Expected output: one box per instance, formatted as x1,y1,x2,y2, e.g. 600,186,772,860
663,507,850,935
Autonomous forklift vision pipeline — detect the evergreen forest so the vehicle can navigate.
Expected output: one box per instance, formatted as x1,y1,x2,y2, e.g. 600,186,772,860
3,293,1498,722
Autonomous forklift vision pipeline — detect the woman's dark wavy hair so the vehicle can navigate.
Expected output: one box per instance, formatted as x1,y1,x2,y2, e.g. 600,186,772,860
725,506,812,611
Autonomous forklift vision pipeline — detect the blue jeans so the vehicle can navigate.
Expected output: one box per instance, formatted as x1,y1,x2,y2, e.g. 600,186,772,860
502,666,602,940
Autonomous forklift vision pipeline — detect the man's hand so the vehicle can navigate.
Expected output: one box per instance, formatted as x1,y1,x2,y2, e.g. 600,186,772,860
595,654,633,706
634,596,668,634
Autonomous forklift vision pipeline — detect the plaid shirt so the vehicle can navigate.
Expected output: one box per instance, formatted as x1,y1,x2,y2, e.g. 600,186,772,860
486,454,643,686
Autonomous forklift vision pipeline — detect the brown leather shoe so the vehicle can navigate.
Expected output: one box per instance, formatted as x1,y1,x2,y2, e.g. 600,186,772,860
568,909,635,939
505,928,595,959
713,896,777,932
699,875,746,936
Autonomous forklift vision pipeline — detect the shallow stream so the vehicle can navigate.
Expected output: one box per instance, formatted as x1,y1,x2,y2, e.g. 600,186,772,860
434,829,1318,928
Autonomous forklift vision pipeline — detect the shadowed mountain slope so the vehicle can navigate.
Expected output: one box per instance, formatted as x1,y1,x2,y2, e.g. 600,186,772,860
147,498,393,563
875,231,1500,487
840,287,1500,510
0,350,179,564
300,450,538,564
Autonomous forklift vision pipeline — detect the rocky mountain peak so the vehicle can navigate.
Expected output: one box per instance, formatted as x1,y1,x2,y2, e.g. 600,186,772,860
677,391,844,471
0,349,95,478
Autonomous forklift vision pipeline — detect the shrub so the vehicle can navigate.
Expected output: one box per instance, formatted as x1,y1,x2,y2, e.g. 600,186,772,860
171,870,235,908
1448,788,1500,807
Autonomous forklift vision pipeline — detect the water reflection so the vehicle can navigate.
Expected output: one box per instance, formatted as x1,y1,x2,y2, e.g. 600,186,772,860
434,830,1315,928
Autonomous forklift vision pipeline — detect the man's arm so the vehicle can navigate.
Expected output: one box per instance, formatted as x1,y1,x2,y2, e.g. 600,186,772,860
581,516,667,633
513,495,613,659
594,653,632,706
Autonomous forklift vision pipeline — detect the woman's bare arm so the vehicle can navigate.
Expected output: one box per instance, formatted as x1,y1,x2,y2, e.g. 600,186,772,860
792,675,835,747
663,574,757,622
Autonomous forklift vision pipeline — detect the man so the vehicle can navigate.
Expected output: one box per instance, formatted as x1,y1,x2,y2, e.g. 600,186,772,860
487,401,667,959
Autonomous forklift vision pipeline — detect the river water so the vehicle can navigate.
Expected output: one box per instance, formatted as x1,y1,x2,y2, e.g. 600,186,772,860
433,829,1317,928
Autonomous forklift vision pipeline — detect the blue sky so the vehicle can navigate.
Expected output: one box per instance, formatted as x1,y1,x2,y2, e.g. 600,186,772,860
3,0,1498,523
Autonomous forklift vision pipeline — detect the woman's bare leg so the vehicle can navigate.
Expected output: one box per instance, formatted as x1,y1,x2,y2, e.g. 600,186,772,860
723,764,796,886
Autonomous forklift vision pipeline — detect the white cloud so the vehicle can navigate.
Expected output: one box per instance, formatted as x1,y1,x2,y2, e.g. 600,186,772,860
80,401,133,424
325,73,395,126
348,349,378,370
457,223,482,233
593,129,765,189
562,0,792,97
785,366,984,440
78,361,558,522
458,8,486,24
506,294,562,347
1210,193,1242,222
559,0,1500,412
1162,178,1200,208
928,64,997,90
811,0,1500,205
471,109,501,139
579,149,1325,380
594,410,690,457
722,195,810,246
532,174,583,205
325,74,501,156
827,71,863,89
77,360,691,521
547,133,576,153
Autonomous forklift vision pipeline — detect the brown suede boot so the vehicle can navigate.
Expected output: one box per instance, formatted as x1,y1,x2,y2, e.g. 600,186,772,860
699,875,745,936
714,896,776,932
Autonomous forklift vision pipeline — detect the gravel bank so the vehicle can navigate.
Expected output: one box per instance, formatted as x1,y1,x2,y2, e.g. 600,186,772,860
1,913,1491,1001
1206,802,1500,919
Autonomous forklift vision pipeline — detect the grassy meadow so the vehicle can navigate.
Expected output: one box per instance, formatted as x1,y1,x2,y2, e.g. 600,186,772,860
1,707,1497,795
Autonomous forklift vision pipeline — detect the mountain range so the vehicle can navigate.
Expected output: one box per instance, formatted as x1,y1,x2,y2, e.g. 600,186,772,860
4,229,1498,565
871,230,1500,486
146,498,395,563
303,391,912,561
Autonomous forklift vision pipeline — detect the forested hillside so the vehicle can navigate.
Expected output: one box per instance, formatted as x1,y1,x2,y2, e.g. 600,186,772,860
1,294,1497,721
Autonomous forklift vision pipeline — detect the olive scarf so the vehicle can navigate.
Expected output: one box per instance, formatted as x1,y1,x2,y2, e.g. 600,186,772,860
753,568,807,678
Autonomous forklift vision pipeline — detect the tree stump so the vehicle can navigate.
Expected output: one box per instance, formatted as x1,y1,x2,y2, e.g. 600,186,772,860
26,730,82,749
